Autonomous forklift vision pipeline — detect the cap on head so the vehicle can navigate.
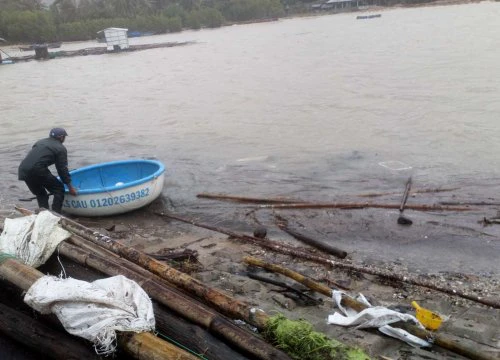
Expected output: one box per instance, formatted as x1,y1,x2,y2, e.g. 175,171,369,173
49,128,68,138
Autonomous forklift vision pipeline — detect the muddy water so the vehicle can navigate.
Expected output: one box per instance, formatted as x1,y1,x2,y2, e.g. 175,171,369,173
1,3,499,274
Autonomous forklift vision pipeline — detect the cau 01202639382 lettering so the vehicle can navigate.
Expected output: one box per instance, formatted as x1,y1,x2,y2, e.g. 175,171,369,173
64,188,150,209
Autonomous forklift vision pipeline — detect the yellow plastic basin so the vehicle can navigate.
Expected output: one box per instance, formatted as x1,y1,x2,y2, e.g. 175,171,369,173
411,301,443,331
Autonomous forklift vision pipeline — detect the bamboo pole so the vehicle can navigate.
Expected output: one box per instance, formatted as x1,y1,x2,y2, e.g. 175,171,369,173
243,256,493,360
0,256,200,360
156,211,499,308
58,240,290,360
0,302,99,360
254,202,473,211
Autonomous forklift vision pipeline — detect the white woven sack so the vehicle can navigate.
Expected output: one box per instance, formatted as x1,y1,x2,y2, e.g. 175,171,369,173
0,211,70,267
24,274,155,355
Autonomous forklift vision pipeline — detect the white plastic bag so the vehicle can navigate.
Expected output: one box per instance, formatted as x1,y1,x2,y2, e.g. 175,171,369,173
328,290,430,348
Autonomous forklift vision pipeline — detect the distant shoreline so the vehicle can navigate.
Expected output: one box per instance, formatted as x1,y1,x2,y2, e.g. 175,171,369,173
290,0,485,17
0,0,491,49
230,0,487,25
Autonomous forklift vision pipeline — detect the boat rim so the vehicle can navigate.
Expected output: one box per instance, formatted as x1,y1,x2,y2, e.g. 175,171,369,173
67,159,165,195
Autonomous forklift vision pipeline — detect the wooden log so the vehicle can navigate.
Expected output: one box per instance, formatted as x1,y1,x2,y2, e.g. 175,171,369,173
243,256,493,360
0,256,200,360
0,302,99,360
58,240,289,360
197,193,304,204
274,215,347,259
254,202,474,212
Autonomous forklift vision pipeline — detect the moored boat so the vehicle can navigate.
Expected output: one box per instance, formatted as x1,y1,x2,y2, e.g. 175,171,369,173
356,14,382,19
62,159,165,216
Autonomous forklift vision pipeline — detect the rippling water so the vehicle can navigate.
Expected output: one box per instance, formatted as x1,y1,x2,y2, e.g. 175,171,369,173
1,2,500,213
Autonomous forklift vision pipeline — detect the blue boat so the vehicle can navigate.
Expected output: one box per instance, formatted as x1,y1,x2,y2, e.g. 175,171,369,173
62,159,165,216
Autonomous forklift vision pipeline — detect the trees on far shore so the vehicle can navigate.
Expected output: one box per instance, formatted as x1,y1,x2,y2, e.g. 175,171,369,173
0,0,283,42
0,0,435,43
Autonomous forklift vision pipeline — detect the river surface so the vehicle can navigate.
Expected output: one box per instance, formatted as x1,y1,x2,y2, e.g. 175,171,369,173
1,3,499,273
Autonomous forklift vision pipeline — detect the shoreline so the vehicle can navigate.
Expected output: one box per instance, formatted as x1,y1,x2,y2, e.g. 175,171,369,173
0,0,491,50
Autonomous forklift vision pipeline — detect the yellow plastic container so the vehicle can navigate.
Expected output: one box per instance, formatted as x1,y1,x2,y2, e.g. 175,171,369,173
411,301,443,331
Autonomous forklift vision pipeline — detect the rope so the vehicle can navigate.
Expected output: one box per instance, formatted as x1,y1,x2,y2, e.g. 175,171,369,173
0,252,18,265
56,247,67,278
154,330,209,360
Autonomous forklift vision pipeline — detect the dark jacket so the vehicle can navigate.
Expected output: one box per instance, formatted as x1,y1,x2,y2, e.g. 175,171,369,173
18,137,72,184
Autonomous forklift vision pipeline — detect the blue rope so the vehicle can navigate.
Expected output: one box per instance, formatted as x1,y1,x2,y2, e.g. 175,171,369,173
155,330,209,360
0,253,18,265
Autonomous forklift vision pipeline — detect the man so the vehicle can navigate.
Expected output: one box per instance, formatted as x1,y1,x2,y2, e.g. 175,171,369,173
18,128,77,213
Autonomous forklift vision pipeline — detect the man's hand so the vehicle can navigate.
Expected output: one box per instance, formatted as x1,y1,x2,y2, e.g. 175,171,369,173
68,185,78,196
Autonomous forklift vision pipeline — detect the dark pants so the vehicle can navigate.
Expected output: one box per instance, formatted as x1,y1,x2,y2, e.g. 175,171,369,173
24,169,65,213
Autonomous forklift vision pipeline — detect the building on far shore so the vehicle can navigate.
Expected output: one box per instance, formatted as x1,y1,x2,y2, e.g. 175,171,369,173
96,28,129,51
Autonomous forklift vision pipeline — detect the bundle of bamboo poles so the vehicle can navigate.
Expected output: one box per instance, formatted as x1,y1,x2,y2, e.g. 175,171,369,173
0,255,200,360
10,207,369,360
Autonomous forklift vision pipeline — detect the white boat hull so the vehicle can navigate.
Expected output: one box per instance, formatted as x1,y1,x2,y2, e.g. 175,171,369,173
62,173,164,216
